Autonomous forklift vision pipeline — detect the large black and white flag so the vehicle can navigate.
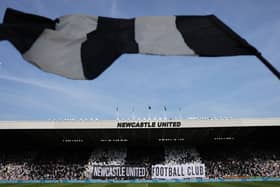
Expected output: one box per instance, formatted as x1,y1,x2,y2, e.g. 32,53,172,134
0,8,279,80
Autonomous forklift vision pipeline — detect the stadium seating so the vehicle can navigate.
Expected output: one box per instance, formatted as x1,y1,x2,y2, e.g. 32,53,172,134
0,145,279,180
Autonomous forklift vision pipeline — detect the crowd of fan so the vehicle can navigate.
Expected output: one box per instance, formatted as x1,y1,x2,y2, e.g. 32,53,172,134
164,146,201,165
0,162,86,180
87,147,127,166
0,151,88,180
0,146,279,180
203,148,280,178
84,147,127,178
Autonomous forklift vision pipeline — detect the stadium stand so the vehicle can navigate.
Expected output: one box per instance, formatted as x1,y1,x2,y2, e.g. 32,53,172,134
163,146,201,164
126,146,164,165
0,118,279,180
202,146,280,178
0,145,279,180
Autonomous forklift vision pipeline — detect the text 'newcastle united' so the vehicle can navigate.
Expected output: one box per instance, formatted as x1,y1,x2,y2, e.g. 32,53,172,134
117,121,181,128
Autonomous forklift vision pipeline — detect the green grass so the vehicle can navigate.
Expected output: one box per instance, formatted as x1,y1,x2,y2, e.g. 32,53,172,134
0,181,279,187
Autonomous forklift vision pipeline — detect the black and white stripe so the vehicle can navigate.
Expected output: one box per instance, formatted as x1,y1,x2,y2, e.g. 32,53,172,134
0,8,258,80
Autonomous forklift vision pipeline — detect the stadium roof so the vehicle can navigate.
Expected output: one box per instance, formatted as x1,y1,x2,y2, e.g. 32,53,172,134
0,118,279,129
0,118,279,147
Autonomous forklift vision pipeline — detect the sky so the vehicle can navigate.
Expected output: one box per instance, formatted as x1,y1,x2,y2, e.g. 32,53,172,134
0,0,279,121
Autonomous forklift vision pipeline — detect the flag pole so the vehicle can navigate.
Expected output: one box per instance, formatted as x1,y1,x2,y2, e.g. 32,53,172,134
132,107,135,120
179,107,182,120
148,106,151,120
255,52,280,80
163,106,167,120
116,107,119,121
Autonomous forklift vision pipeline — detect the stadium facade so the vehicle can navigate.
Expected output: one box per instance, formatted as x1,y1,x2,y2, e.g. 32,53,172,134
0,118,279,146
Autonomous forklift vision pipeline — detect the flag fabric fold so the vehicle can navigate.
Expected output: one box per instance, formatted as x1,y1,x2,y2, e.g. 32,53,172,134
1,8,277,80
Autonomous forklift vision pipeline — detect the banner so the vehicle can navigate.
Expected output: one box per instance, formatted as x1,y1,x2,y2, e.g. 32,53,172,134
92,166,149,179
91,164,205,179
152,163,205,179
